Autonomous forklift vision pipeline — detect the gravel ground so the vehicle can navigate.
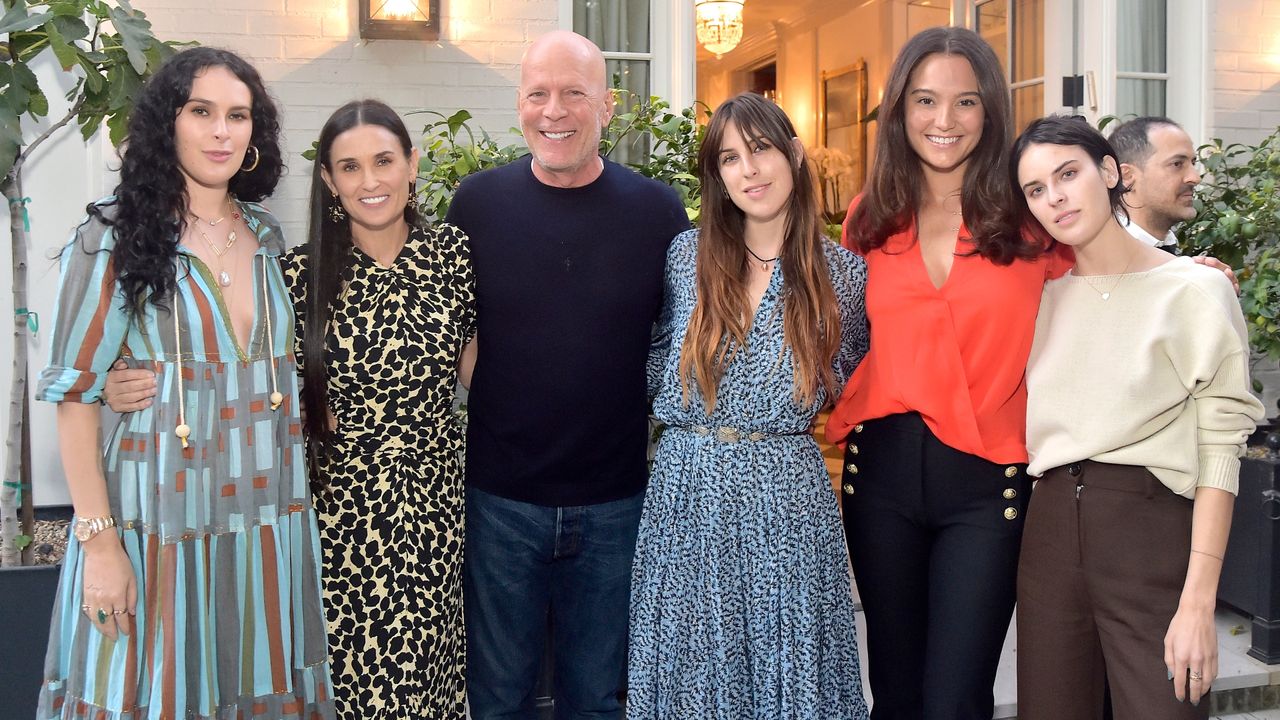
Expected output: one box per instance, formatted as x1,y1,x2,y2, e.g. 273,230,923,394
31,519,69,565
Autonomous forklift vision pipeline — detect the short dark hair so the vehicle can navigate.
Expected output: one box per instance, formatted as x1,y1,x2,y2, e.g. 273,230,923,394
1010,115,1128,227
1108,116,1183,167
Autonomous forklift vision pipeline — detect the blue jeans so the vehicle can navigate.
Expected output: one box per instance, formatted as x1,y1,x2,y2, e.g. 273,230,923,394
464,487,643,720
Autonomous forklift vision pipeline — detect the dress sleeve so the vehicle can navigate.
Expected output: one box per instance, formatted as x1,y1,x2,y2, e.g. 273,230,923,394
280,247,308,374
1179,273,1267,494
828,244,870,385
36,218,131,404
647,229,696,400
440,223,477,344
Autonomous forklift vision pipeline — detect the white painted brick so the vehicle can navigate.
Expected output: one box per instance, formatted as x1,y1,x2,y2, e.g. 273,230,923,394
352,40,429,65
489,0,560,21
1217,109,1262,127
1264,0,1280,18
273,80,360,108
285,0,341,14
147,10,248,36
248,14,324,37
448,20,529,43
282,37,355,60
425,40,492,64
1239,53,1280,73
1259,110,1280,127
457,64,521,86
1216,51,1241,71
322,15,354,38
490,42,527,66
1215,31,1260,54
1215,91,1256,110
1216,70,1263,91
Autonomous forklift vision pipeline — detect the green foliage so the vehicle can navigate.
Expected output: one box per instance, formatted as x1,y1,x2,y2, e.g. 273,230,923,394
1181,130,1280,360
409,93,708,224
0,0,191,179
413,108,528,222
602,93,706,223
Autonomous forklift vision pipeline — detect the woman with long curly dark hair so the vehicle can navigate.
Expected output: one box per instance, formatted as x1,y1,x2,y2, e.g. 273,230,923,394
627,92,869,719
279,99,475,718
36,46,334,719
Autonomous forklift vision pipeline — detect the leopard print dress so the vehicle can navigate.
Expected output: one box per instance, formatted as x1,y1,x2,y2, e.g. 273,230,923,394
282,224,475,719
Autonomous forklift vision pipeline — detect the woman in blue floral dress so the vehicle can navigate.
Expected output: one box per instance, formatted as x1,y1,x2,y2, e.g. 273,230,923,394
628,93,870,719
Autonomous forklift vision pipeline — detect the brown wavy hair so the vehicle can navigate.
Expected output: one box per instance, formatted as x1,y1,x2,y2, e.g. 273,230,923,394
847,26,1040,264
680,93,839,412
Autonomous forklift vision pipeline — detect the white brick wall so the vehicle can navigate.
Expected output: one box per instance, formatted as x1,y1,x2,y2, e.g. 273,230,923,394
135,0,558,242
1211,0,1280,146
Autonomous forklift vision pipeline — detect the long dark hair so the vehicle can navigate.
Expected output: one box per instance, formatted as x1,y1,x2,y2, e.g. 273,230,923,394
847,27,1039,264
682,92,839,412
1009,115,1129,230
302,99,419,487
88,46,283,315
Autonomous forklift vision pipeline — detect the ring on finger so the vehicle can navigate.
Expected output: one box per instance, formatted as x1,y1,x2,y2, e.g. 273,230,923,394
112,609,126,615
96,608,108,624
80,604,90,612
1189,671,1204,681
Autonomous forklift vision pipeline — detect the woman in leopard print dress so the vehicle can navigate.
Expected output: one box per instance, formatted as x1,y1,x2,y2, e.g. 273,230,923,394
283,100,476,719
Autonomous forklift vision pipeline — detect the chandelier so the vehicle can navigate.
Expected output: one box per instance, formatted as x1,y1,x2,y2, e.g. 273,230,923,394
695,0,745,58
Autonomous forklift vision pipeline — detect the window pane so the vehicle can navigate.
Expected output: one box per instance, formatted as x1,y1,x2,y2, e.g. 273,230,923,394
575,0,650,53
1011,0,1043,83
603,59,652,166
976,1,1008,73
1116,78,1166,118
1117,0,1166,73
1012,83,1043,134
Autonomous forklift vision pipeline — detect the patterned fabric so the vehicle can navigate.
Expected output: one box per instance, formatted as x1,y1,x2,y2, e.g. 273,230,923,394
35,200,335,720
281,224,476,719
628,229,871,720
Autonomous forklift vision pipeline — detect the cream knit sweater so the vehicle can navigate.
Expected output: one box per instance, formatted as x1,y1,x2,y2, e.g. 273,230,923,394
1025,257,1266,497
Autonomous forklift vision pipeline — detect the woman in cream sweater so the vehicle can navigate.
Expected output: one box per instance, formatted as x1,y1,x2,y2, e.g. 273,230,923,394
1010,115,1265,720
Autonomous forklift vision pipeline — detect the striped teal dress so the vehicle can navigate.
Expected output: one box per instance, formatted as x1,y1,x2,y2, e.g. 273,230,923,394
35,200,335,720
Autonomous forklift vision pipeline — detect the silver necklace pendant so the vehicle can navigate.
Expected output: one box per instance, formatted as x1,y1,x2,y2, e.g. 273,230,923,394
218,270,232,287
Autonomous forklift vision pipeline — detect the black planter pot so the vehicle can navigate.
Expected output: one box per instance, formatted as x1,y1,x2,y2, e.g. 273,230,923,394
1219,435,1280,664
0,562,61,715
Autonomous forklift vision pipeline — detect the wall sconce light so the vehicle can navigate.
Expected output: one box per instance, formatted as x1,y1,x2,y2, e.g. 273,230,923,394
359,0,440,41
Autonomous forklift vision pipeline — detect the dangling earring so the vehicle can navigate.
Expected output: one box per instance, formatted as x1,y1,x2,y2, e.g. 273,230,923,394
241,145,261,173
407,181,415,209
328,193,346,223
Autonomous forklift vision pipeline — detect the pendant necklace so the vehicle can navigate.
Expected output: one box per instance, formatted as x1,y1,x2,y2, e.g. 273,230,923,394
941,191,963,232
1082,245,1140,301
745,245,780,272
190,197,241,287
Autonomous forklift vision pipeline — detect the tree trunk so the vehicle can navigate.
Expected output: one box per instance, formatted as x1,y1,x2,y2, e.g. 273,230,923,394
2,173,31,568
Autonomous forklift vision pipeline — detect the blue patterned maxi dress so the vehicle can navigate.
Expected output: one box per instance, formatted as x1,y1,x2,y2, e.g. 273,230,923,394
628,228,871,719
35,201,334,719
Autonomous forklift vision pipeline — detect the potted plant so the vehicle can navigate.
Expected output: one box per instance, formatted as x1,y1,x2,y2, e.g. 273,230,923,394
1180,127,1280,664
0,0,187,712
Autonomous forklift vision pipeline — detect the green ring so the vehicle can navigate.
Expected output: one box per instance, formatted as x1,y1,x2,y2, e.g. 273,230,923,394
97,608,108,624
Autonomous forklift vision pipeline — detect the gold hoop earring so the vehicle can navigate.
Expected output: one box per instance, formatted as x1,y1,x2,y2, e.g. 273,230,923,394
241,145,261,173
328,193,346,223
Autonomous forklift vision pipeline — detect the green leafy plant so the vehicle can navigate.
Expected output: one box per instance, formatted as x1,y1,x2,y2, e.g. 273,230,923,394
1181,130,1280,362
0,0,189,567
602,93,706,223
405,93,708,224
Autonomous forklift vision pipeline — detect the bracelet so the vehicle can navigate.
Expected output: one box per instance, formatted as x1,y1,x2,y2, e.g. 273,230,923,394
1190,548,1224,562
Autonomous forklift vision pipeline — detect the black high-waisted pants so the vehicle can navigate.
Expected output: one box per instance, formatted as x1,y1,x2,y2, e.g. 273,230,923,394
839,413,1032,720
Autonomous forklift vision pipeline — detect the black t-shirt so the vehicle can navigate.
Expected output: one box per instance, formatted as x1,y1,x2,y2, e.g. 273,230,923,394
445,156,690,506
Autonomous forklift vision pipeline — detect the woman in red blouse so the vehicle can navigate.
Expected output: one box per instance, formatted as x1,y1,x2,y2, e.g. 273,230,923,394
825,27,1069,719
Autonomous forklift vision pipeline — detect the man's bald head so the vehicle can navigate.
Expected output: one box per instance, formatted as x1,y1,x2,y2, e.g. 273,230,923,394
517,31,614,188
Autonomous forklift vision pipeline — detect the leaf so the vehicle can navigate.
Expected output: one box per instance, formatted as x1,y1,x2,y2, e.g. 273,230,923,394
27,88,48,117
446,109,472,136
106,110,128,146
15,534,32,551
51,13,89,42
44,20,78,70
108,5,152,75
107,63,142,111
0,3,51,35
78,55,106,94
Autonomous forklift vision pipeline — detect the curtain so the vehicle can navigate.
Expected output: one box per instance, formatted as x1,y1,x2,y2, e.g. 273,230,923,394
576,0,652,165
1115,0,1167,117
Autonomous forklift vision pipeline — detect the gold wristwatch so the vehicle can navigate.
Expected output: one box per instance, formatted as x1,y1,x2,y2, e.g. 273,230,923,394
72,515,116,543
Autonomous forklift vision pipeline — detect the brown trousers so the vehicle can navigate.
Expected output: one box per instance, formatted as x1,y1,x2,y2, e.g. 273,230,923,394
1016,461,1209,720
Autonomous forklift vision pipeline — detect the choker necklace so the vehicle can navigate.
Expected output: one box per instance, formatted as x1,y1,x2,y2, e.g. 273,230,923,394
745,245,780,272
189,197,241,287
